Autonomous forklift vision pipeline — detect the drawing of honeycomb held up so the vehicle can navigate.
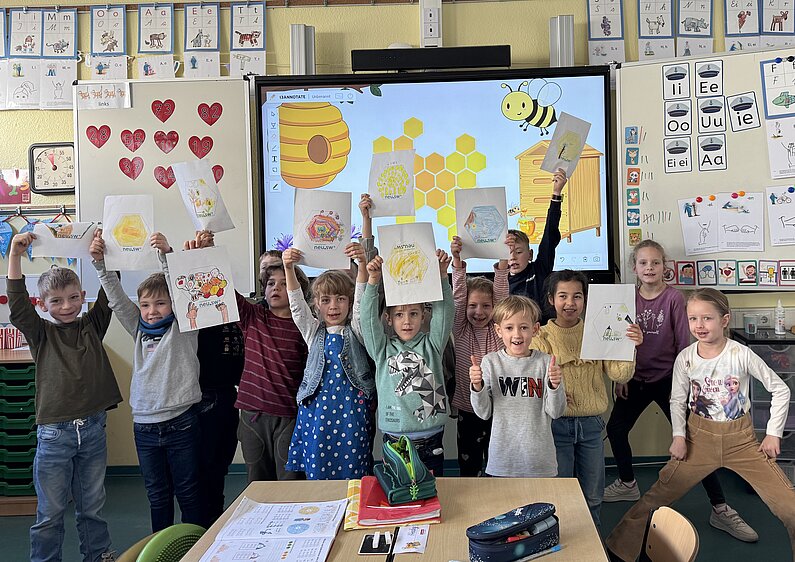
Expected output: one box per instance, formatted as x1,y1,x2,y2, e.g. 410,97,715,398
386,243,429,285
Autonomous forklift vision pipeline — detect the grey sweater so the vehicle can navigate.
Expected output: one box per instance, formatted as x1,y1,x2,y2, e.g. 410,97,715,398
471,349,566,477
94,256,200,423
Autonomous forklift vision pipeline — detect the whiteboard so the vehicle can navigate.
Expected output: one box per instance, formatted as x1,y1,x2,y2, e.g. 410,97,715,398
74,77,256,298
617,49,795,291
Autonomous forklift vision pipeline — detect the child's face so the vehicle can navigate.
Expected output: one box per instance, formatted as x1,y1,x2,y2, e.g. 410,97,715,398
39,283,85,324
725,377,739,395
138,291,173,324
265,270,288,311
495,311,539,357
745,265,756,277
387,304,425,342
549,279,584,326
687,299,729,346
466,290,494,329
633,247,664,286
508,242,532,275
316,293,350,327
691,383,701,398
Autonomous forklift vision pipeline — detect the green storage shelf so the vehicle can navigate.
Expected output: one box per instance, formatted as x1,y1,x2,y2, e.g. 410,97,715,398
0,397,35,415
0,381,35,397
0,464,33,480
0,447,35,463
0,365,35,382
0,481,35,496
0,430,36,447
0,414,36,430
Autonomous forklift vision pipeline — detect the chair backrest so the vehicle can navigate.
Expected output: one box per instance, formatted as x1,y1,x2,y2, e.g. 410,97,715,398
136,523,206,562
639,506,699,562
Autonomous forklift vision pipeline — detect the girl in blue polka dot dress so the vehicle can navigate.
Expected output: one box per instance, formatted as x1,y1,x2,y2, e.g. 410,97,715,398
282,244,376,480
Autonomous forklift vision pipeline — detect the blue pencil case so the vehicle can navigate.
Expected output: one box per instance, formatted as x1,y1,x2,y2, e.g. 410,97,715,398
466,502,559,562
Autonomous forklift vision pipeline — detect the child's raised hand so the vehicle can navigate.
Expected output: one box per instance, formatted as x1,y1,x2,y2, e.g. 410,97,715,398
196,230,214,248
359,193,373,219
10,233,35,257
552,168,568,195
89,229,106,262
614,382,629,400
150,232,172,254
437,249,451,276
504,232,518,252
345,242,366,265
469,355,483,392
366,255,383,283
282,248,302,268
548,355,562,389
450,236,463,266
626,323,644,346
759,435,781,458
669,436,687,461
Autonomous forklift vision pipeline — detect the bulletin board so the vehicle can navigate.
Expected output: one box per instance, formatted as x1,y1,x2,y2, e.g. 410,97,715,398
74,77,256,298
617,48,795,291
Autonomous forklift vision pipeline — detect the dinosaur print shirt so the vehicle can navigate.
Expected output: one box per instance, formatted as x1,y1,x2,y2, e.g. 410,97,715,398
471,349,566,477
359,281,454,436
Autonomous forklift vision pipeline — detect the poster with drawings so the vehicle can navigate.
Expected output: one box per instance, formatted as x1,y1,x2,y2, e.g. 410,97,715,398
166,245,239,332
763,2,795,34
759,259,778,285
580,284,636,361
138,5,174,54
90,56,128,81
230,2,265,51
228,52,266,77
90,6,126,56
766,185,795,245
639,0,673,40
136,54,176,80
42,9,77,59
724,0,760,36
766,117,795,178
378,222,442,307
31,222,98,260
184,3,220,51
173,159,235,233
183,52,221,78
6,59,41,110
639,38,675,60
716,191,764,251
677,196,718,255
39,60,76,109
725,36,761,52
676,38,713,57
677,0,713,37
292,190,351,270
9,9,42,58
587,0,623,40
761,59,795,120
589,40,626,65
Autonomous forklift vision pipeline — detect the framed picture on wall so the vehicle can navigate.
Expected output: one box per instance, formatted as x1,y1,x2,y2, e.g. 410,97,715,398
780,261,795,287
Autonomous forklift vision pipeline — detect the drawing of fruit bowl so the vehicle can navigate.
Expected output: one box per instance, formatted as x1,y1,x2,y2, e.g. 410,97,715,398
112,214,148,248
386,244,429,285
175,268,228,301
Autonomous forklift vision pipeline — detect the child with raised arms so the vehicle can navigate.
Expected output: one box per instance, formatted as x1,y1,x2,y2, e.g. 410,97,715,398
469,295,566,477
605,288,795,560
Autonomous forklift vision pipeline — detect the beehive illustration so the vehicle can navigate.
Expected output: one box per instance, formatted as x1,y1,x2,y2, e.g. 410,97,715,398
112,214,148,248
279,103,351,189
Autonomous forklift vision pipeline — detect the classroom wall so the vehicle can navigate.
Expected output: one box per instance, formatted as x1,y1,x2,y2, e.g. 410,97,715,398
0,0,790,466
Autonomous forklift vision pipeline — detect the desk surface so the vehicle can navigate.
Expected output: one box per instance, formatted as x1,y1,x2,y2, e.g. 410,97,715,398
0,348,33,364
184,477,608,561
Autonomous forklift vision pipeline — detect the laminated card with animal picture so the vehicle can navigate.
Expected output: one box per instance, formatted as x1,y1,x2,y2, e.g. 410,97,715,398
166,245,240,332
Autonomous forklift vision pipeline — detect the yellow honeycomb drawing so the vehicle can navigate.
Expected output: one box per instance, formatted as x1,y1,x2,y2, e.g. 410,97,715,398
112,214,148,248
386,243,428,285
375,118,486,240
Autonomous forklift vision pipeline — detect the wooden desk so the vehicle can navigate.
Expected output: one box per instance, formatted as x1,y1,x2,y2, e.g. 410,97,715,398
184,477,608,561
0,348,33,364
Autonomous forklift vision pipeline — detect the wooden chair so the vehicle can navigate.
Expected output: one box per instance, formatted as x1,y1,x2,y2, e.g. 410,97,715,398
638,506,699,562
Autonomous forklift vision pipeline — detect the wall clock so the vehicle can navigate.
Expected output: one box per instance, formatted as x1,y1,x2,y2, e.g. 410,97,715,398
28,142,76,195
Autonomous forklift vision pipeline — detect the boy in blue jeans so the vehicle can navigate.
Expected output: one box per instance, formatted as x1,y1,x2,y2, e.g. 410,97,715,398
8,232,121,562
91,230,204,532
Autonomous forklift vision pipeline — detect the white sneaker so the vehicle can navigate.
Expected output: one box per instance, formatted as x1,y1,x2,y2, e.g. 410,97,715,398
710,505,759,542
603,478,640,502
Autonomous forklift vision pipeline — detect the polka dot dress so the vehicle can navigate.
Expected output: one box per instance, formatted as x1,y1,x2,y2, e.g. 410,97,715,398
286,333,374,480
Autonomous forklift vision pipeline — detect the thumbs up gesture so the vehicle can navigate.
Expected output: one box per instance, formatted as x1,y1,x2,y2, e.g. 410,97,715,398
469,355,483,392
548,355,562,389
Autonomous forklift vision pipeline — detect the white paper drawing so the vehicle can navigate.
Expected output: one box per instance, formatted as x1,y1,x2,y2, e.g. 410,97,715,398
228,51,266,77
676,38,714,57
717,191,764,251
184,4,220,51
6,59,41,110
0,61,9,110
136,54,177,80
166,245,240,332
588,39,627,65
31,222,98,259
766,185,795,245
172,160,235,233
90,6,126,56
725,1,760,36
378,223,442,307
541,113,592,176
39,60,76,110
102,195,158,271
580,284,636,362
677,196,719,255
183,51,221,78
292,190,351,270
369,150,417,218
454,187,508,260
43,9,77,59
767,117,795,179
74,82,130,110
639,38,676,61
138,4,174,54
91,55,128,81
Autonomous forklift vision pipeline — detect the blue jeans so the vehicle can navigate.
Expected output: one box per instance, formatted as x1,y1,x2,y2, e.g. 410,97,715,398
552,415,605,530
133,407,202,532
31,410,112,562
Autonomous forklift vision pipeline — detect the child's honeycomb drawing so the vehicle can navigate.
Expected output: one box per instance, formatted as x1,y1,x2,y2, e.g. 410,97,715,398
386,244,429,285
464,205,505,244
373,119,486,240
112,214,148,248
305,211,344,244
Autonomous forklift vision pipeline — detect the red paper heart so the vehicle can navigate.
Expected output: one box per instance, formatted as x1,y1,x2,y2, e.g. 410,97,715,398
120,129,146,152
212,165,224,183
153,130,179,154
189,135,213,159
198,102,223,126
151,99,175,123
86,125,111,148
154,165,176,189
119,157,144,180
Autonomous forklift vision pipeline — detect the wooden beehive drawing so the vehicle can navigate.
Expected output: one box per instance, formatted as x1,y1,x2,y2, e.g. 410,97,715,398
514,141,603,243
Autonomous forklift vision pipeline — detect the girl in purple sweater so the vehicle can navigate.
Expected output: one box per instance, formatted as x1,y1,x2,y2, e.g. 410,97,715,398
604,240,756,543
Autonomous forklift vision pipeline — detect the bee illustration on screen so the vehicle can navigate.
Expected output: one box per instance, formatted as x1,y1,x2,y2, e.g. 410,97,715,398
500,79,563,135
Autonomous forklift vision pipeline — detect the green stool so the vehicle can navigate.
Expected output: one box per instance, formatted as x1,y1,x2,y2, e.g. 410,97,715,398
136,523,206,562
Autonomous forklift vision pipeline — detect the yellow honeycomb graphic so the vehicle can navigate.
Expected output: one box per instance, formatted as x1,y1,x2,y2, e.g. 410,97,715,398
371,120,486,239
112,214,148,248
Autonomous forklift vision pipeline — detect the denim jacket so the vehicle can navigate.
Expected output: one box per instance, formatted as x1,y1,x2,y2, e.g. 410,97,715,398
297,324,375,403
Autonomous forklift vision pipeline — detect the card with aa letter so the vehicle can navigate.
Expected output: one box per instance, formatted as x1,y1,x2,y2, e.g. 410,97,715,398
454,186,508,260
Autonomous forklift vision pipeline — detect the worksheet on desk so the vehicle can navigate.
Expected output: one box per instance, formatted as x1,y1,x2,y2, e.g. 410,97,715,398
216,497,347,540
199,537,334,562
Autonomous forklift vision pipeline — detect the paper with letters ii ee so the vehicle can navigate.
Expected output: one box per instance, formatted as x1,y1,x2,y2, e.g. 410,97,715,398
580,284,636,361
377,222,442,307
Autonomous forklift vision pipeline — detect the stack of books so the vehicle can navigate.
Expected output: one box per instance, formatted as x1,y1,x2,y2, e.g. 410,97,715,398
344,476,441,531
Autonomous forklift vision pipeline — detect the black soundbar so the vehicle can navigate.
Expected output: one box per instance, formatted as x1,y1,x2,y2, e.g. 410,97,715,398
351,45,511,72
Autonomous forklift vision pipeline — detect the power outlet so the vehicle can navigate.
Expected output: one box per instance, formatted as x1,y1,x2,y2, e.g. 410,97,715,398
757,309,774,328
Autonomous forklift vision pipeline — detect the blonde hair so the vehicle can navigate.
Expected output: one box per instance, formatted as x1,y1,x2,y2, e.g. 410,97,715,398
467,276,495,300
507,228,530,248
137,272,169,300
687,288,731,336
38,267,81,300
629,239,667,266
312,270,354,306
492,295,541,326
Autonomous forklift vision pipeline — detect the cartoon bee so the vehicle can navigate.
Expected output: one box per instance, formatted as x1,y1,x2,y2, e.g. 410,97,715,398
500,79,563,135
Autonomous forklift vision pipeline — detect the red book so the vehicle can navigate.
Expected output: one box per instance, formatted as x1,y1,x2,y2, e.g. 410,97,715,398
357,476,441,526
